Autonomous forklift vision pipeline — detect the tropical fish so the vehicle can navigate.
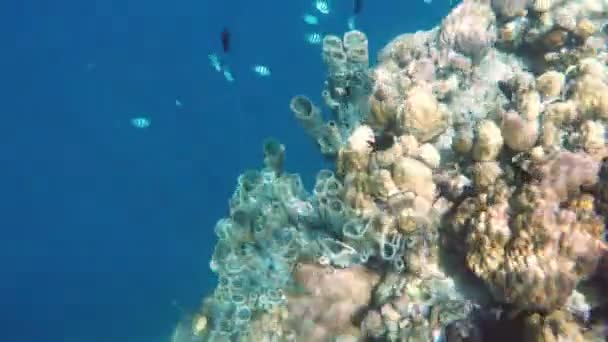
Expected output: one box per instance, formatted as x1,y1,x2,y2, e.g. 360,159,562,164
131,117,150,129
497,80,514,101
302,13,319,25
304,32,322,45
353,0,362,15
208,54,221,72
315,0,330,15
223,67,235,82
252,65,271,77
347,16,356,30
221,27,231,53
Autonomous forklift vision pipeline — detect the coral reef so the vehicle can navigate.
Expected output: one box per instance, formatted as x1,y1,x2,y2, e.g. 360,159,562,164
179,0,608,340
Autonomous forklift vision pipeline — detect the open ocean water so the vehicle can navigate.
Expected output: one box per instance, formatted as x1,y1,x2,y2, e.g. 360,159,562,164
2,1,453,341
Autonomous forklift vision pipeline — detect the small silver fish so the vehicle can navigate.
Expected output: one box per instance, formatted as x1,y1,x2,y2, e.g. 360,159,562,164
208,54,222,72
302,13,319,25
252,65,271,77
315,0,330,15
131,117,150,128
304,33,322,44
347,15,356,30
223,69,235,82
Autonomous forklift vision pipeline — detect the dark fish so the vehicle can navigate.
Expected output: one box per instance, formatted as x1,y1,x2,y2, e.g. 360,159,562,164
353,0,362,15
497,80,513,101
221,28,230,53
367,132,395,152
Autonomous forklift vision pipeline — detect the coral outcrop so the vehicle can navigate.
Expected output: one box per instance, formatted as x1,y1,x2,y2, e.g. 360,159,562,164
178,0,608,340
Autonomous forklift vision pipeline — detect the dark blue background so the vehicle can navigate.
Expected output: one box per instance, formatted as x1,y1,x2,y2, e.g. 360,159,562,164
1,1,451,341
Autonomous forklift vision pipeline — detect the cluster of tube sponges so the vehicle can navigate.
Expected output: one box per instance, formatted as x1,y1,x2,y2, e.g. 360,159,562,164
290,30,371,156
193,138,397,340
192,139,320,340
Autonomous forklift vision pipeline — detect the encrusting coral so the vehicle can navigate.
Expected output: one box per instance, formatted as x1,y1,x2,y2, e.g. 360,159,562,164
178,0,608,341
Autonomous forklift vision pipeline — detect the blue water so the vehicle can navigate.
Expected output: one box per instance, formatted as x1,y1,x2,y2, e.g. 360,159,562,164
2,1,451,341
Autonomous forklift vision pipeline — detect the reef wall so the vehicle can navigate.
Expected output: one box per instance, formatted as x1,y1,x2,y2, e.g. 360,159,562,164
180,0,608,340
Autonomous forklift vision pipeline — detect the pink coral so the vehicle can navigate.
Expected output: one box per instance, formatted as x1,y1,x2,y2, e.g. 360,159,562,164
500,110,538,152
440,0,497,61
285,263,380,340
538,151,600,201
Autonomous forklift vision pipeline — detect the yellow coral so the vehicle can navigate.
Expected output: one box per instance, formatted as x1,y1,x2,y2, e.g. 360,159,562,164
501,110,539,152
580,120,605,155
452,124,474,154
397,134,420,156
532,0,553,12
337,148,370,178
517,91,541,121
373,142,404,169
192,314,208,336
473,120,503,161
575,18,596,39
396,85,448,142
571,74,608,119
392,157,436,201
472,161,503,188
369,169,399,199
536,71,564,99
416,143,441,169
523,311,587,342
368,91,397,130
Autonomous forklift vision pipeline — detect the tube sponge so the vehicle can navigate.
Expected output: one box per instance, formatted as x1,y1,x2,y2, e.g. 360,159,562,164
319,238,359,268
324,177,344,198
290,95,323,137
379,233,402,261
237,170,263,194
326,198,347,230
343,30,369,66
316,169,335,183
317,120,343,155
262,138,285,174
287,104,342,156
313,169,343,198
234,306,252,325
322,35,348,73
342,218,369,240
